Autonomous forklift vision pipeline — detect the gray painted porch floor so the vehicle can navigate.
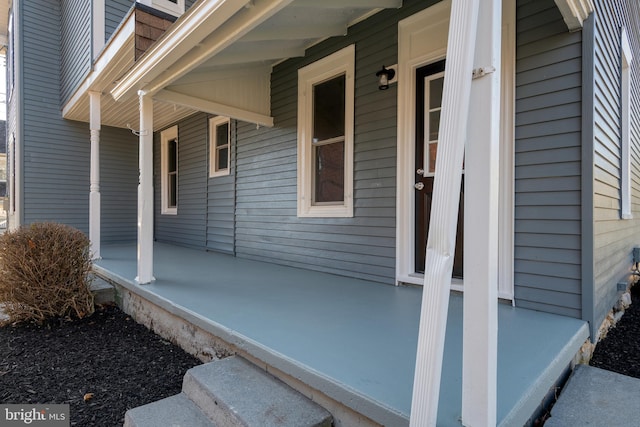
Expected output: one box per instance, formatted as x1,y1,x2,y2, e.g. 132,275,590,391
95,242,589,427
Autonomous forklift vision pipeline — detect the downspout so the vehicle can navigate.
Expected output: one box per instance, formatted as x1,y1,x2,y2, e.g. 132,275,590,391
580,14,596,340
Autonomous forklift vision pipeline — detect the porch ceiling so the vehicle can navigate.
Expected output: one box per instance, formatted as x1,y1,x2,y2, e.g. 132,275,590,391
0,0,10,47
109,0,403,127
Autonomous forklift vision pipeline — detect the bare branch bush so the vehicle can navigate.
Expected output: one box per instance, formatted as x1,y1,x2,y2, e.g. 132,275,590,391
0,223,94,325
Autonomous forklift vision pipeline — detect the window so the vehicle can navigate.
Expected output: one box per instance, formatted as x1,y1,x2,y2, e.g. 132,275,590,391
161,126,178,215
621,28,633,219
297,45,355,217
209,117,230,177
137,0,184,17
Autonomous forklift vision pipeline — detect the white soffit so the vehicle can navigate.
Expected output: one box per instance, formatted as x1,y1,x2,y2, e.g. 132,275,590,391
554,0,594,31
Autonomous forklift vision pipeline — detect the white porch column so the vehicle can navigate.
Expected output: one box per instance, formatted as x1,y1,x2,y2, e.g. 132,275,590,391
89,91,101,260
137,91,154,284
410,0,480,425
462,0,501,425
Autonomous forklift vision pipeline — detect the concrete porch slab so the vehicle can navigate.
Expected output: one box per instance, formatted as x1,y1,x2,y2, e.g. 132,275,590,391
95,242,589,427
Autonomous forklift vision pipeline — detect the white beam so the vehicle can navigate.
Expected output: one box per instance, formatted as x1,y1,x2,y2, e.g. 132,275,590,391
203,44,305,66
136,92,155,284
462,0,501,424
89,91,102,260
292,0,402,8
410,0,480,425
155,89,274,127
240,23,347,42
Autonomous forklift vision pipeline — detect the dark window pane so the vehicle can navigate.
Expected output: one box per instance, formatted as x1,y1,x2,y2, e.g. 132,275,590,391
429,110,440,141
168,139,177,173
313,75,345,142
429,143,437,174
169,174,177,207
217,148,228,170
314,141,344,203
216,123,229,147
429,77,444,109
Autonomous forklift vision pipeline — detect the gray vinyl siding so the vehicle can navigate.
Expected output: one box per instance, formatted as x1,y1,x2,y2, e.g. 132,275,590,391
105,0,133,42
154,114,207,248
60,0,91,104
591,0,640,335
513,0,583,318
207,119,236,254
233,0,434,284
21,1,90,232
101,126,138,243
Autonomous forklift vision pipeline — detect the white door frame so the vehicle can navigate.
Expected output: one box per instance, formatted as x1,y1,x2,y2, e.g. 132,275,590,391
395,0,515,299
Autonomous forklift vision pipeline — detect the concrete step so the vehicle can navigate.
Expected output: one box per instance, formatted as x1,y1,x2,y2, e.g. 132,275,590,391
183,356,333,427
89,274,115,305
124,393,216,427
545,364,640,427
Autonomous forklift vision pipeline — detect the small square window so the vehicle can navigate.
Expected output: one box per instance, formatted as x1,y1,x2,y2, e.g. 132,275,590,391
209,117,231,177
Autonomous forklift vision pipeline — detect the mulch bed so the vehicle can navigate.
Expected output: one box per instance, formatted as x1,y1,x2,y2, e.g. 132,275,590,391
590,282,640,378
0,304,202,426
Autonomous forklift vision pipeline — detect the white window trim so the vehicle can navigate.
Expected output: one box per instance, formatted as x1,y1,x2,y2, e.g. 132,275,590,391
621,27,633,220
297,44,355,218
137,0,185,17
161,126,178,215
209,116,231,178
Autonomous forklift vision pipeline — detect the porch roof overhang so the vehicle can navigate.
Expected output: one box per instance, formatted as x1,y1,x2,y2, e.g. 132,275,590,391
554,0,594,31
106,0,403,128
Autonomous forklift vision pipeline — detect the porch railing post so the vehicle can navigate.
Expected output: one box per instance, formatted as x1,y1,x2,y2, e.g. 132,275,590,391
410,0,480,425
89,91,101,260
462,0,501,425
136,90,154,284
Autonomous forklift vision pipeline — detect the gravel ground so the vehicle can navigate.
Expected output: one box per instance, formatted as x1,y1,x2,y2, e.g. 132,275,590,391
0,304,202,426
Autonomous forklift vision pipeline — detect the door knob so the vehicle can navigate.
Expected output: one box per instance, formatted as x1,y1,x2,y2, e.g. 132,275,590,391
414,182,425,190
416,168,424,175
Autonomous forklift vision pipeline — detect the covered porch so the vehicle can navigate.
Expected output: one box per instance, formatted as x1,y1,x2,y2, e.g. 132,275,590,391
94,242,589,427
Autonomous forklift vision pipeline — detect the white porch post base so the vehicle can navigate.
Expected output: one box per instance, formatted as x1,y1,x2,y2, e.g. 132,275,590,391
410,0,480,425
462,0,501,425
137,91,154,284
89,92,101,260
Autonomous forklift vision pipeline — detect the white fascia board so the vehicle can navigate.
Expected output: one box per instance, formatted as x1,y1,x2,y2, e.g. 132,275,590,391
113,0,297,101
62,12,136,118
554,0,594,31
111,0,253,101
155,89,274,127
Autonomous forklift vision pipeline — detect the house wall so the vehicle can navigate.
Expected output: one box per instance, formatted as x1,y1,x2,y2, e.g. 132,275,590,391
105,0,133,42
231,1,437,284
10,1,139,241
513,0,583,318
590,0,640,334
154,113,207,248
60,0,91,105
101,126,139,243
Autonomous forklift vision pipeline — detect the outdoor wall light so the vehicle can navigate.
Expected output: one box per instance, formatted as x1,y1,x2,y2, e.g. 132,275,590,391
376,65,396,90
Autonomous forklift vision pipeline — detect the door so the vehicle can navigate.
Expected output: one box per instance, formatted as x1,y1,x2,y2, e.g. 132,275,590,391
414,60,464,278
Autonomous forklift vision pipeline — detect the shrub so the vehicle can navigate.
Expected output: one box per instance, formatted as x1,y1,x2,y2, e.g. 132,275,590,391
0,223,94,324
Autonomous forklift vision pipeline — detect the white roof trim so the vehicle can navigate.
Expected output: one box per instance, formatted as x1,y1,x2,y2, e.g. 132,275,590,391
111,0,297,101
554,0,594,31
